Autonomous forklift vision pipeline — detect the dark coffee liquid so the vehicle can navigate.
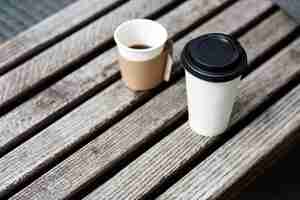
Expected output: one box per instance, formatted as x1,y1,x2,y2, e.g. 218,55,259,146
129,44,151,49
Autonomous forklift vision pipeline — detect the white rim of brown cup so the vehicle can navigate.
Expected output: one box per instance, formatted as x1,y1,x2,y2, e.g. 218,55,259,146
114,19,168,53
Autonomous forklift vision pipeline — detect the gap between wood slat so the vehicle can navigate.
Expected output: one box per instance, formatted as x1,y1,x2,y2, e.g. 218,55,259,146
4,1,284,198
0,0,129,76
244,26,300,77
232,5,279,39
157,72,300,200
82,21,300,200
0,0,236,157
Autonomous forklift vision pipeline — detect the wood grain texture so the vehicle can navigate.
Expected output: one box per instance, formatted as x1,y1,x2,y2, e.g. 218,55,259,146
0,0,121,75
239,10,299,63
0,0,232,157
0,0,175,110
157,56,300,200
11,78,187,200
8,1,277,199
0,0,237,197
0,80,144,199
165,0,274,65
83,11,300,200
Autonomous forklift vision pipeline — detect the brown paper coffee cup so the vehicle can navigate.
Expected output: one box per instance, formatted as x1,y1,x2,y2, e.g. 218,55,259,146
118,40,172,91
114,19,173,91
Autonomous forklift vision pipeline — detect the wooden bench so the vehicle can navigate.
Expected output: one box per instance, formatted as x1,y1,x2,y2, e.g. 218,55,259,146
0,0,300,199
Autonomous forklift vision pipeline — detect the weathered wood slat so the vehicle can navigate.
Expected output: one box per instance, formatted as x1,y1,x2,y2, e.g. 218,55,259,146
0,0,233,156
83,12,300,200
239,11,299,64
7,1,277,199
157,47,300,200
0,0,181,112
0,0,123,75
0,0,238,198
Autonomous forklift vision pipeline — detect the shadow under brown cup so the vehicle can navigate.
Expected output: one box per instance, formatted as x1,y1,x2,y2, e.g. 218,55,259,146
114,19,173,91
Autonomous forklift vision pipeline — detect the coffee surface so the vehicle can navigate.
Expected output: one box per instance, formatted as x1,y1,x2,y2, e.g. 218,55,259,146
129,44,151,49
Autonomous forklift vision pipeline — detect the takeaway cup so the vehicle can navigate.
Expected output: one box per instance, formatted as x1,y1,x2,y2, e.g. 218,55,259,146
181,33,247,137
114,19,173,91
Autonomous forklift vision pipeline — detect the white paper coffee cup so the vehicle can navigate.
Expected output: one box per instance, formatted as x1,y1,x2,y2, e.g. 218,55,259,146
114,19,173,90
181,33,247,137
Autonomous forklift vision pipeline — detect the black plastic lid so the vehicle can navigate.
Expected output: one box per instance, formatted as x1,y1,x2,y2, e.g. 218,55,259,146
181,33,247,82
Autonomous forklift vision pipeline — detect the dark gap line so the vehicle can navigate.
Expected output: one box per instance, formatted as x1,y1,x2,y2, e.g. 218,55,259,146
68,112,189,200
172,0,237,41
232,5,279,39
0,39,115,116
0,0,129,76
0,0,234,157
0,70,120,157
3,73,181,200
243,25,300,77
147,0,190,20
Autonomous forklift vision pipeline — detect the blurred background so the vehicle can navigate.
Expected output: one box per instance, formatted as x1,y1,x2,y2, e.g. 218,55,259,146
0,0,75,42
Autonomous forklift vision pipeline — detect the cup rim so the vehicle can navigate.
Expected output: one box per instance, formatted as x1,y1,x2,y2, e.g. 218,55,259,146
114,19,168,53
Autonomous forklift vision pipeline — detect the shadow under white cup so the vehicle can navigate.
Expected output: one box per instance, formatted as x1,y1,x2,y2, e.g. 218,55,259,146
114,19,168,61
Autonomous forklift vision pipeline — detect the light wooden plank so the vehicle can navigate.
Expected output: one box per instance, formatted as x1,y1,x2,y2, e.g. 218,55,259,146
7,1,277,199
83,12,300,200
0,0,233,155
0,0,123,75
0,0,178,110
239,11,299,63
157,44,300,200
